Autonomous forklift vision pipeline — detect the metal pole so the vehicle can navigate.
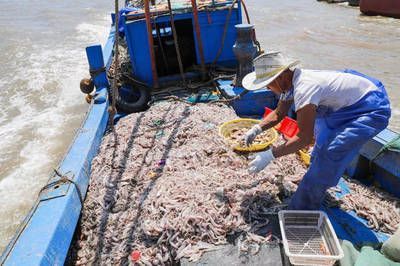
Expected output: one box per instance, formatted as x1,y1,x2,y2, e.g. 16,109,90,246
144,0,159,88
190,0,207,80
167,0,187,86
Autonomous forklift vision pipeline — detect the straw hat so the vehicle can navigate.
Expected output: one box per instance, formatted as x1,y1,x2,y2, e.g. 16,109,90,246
242,52,300,91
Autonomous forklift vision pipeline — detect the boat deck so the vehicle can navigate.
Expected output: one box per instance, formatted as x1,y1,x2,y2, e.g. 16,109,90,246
2,9,400,265
182,214,289,266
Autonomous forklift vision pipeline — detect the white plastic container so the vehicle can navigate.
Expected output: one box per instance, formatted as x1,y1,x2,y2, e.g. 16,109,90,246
278,210,344,266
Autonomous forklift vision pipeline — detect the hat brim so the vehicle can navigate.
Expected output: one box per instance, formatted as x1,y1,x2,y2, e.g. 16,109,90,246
242,60,300,91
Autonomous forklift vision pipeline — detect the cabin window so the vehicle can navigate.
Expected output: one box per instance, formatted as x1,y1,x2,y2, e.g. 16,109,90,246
153,19,196,77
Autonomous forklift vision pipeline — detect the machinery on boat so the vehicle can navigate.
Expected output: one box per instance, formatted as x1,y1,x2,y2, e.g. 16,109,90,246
1,0,399,265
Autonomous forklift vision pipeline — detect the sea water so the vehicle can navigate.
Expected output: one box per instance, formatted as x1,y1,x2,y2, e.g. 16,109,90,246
0,0,112,252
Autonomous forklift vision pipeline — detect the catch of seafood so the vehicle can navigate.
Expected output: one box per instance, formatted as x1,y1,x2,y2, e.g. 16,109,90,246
70,100,399,265
70,100,306,265
332,179,400,234
227,127,275,148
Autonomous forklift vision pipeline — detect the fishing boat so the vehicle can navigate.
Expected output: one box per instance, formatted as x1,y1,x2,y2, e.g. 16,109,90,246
348,0,359,7
1,0,399,265
360,0,400,18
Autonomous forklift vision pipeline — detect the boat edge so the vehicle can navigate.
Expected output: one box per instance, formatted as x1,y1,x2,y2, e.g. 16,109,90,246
0,21,115,266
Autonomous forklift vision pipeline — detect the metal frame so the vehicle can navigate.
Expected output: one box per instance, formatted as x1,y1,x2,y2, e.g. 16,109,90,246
144,0,160,88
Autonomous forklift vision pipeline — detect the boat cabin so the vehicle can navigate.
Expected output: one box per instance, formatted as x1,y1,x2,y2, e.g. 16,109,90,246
122,0,241,87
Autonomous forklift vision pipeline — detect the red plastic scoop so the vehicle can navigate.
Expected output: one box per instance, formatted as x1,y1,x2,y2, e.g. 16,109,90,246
263,107,299,138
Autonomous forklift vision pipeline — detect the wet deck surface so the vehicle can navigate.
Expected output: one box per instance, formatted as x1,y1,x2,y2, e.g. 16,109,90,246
181,243,290,266
181,214,291,266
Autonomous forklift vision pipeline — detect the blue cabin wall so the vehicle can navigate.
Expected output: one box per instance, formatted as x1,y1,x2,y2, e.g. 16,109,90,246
124,6,242,86
193,8,241,65
125,20,153,86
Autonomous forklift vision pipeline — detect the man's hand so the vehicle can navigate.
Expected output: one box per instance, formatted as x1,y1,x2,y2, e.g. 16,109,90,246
248,149,275,174
244,124,262,146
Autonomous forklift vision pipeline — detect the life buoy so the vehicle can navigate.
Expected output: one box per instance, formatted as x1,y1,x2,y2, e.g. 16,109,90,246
116,80,151,114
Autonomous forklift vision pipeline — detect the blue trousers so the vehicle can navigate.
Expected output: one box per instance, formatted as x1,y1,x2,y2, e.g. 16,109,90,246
289,70,391,210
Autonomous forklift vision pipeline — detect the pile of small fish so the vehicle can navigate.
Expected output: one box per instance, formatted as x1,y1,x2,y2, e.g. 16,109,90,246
71,100,307,265
335,179,400,234
227,127,275,148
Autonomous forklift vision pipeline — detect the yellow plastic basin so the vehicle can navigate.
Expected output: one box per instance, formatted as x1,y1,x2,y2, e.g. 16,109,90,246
219,118,278,152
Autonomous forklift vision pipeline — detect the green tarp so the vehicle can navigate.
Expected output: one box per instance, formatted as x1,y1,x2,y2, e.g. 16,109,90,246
340,240,400,266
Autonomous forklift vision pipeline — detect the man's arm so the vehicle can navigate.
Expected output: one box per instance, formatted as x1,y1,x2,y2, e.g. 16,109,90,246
272,104,316,158
259,100,293,130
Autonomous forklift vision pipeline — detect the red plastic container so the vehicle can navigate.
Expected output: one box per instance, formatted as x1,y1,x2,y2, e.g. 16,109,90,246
263,107,299,138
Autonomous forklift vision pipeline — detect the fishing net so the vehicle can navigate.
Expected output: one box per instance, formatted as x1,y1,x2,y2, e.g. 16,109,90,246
70,100,400,265
70,101,306,265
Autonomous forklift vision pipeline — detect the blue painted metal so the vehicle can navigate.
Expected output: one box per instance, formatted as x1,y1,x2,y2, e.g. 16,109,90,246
124,5,241,86
193,8,241,65
0,27,115,266
125,19,153,85
219,80,278,117
124,12,195,85
346,128,400,197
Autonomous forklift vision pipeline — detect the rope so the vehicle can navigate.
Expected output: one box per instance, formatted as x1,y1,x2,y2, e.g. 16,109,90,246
211,0,261,65
110,0,254,104
211,0,237,66
148,85,248,106
167,0,187,86
89,67,106,79
240,0,251,24
240,0,262,53
186,73,235,90
109,0,120,128
191,0,207,80
39,169,83,205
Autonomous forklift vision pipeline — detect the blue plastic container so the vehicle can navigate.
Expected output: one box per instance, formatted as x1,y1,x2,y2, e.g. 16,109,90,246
220,82,278,117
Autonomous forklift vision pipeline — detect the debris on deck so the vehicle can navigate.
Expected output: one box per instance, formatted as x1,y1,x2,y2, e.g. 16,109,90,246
331,179,400,234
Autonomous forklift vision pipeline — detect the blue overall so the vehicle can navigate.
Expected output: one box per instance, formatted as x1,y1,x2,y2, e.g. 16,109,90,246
289,69,391,210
